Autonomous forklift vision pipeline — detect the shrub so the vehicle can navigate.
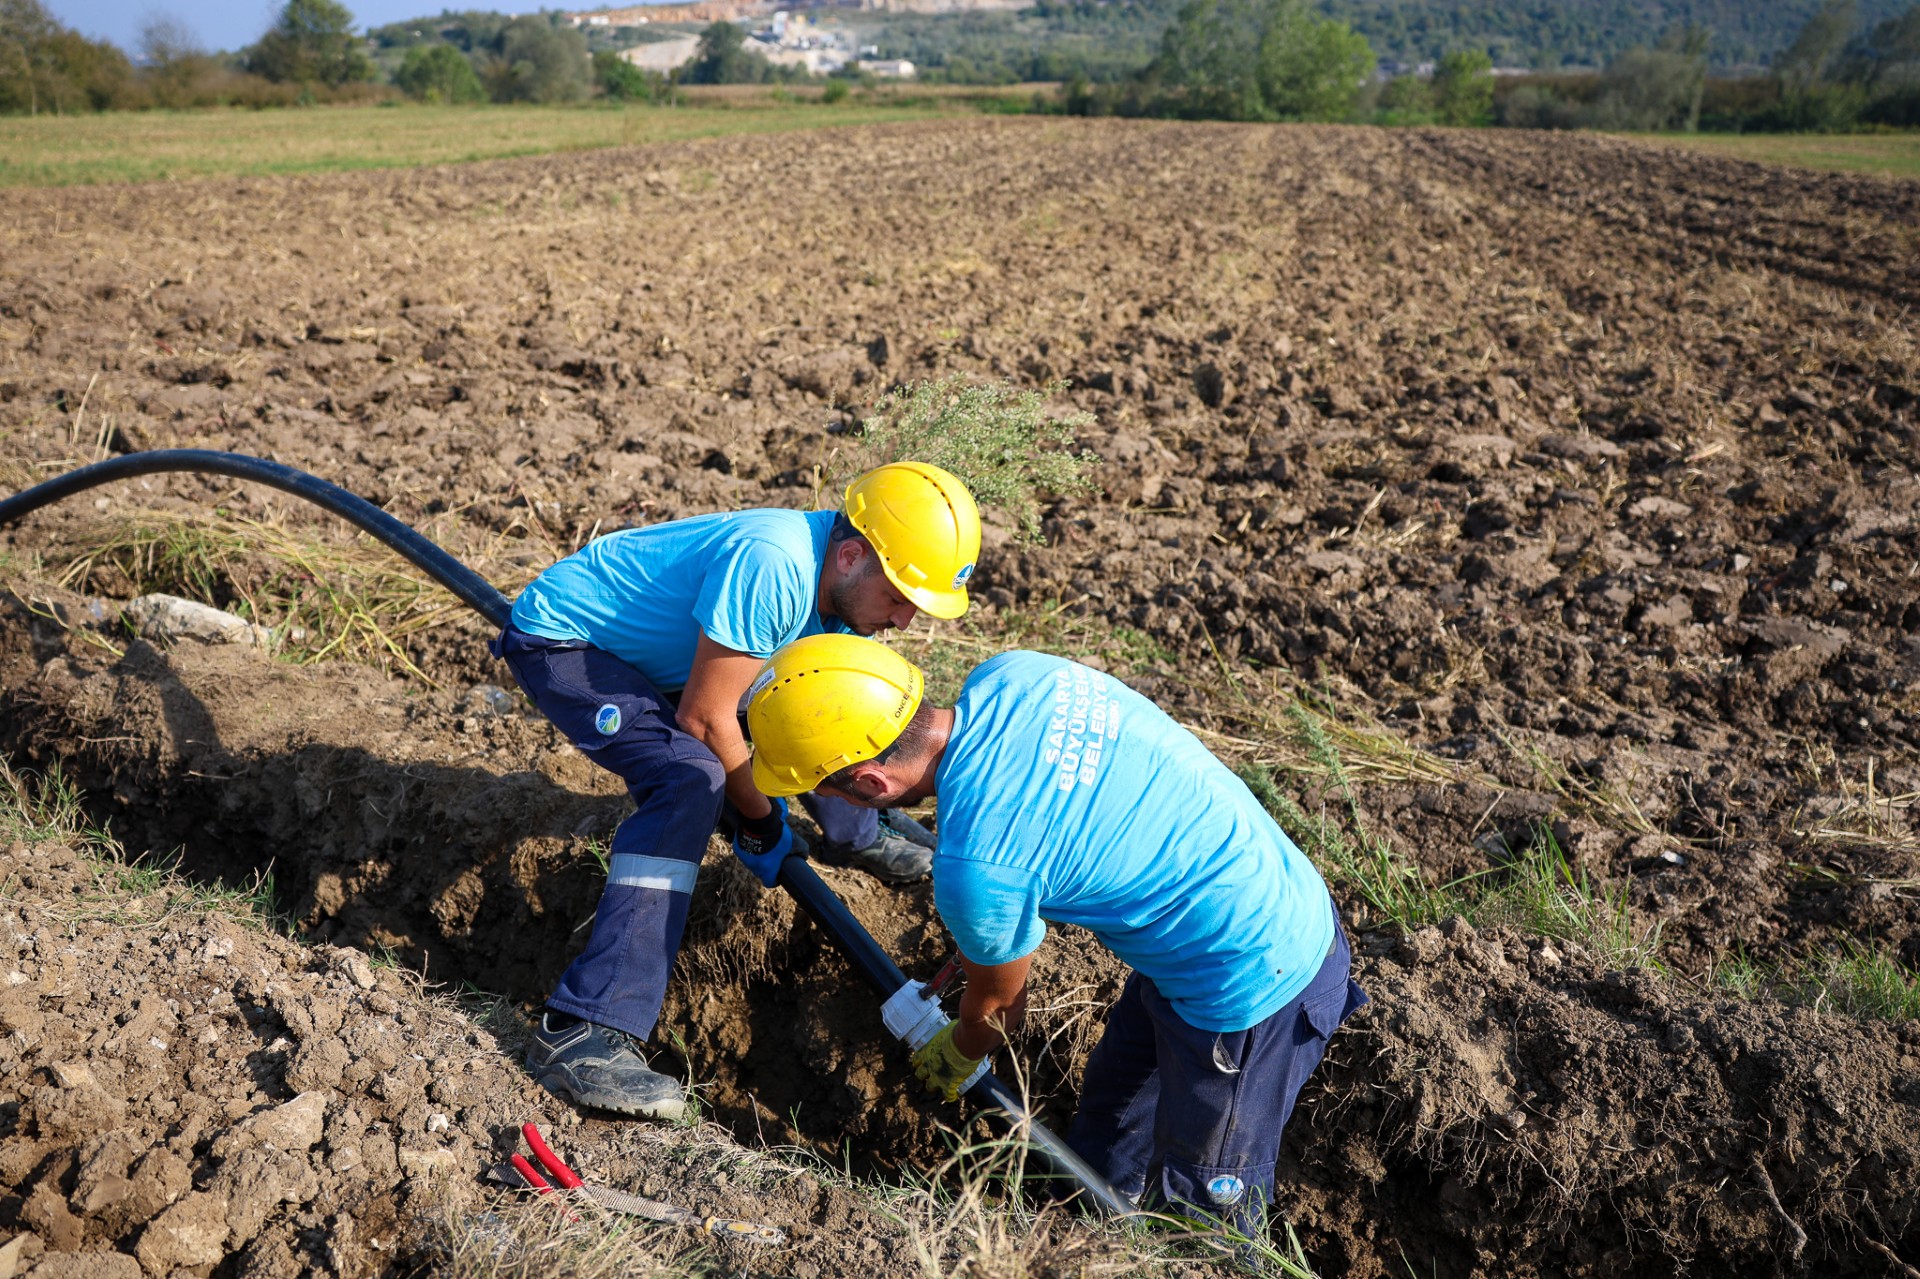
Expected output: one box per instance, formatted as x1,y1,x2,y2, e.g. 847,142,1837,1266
245,0,375,87
1148,0,1374,122
0,0,145,113
1253,0,1374,120
593,50,655,101
1374,73,1434,123
682,21,768,85
845,377,1099,542
1433,48,1493,126
483,16,590,103
396,43,485,103
821,76,850,104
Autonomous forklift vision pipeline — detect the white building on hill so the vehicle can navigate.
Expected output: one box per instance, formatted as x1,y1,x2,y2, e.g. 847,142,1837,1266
618,36,703,72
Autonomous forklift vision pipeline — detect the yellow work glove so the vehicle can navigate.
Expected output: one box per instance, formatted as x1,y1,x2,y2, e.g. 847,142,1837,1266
910,1021,985,1102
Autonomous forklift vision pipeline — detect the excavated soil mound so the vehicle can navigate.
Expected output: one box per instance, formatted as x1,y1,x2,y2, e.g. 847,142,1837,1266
1,119,1917,1276
0,826,909,1279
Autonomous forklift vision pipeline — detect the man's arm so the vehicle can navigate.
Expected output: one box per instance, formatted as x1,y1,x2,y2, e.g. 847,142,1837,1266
952,953,1033,1059
676,632,776,820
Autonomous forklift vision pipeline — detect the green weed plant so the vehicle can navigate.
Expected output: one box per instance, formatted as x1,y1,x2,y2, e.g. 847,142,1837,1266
843,375,1099,542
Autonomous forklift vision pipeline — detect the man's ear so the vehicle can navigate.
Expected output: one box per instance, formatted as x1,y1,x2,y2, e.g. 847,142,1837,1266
842,759,889,797
833,535,870,575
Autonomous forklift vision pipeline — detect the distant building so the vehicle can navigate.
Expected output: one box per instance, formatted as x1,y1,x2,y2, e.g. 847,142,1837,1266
862,58,915,78
751,38,851,74
619,36,703,72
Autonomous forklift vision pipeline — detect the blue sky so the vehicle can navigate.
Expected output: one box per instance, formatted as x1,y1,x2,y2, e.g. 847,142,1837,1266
48,0,594,53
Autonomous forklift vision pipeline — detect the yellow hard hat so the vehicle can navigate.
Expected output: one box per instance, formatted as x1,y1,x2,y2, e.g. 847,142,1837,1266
843,462,981,620
747,634,925,798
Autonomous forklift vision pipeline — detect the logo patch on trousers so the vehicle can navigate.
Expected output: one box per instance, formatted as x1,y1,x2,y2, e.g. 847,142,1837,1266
1205,1175,1245,1206
594,704,622,736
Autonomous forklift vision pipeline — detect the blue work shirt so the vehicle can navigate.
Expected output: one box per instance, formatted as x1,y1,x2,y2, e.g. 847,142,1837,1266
509,508,846,693
933,652,1335,1032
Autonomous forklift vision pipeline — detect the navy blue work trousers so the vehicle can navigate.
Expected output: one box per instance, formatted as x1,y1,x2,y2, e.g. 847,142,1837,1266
1065,908,1368,1237
494,624,875,1040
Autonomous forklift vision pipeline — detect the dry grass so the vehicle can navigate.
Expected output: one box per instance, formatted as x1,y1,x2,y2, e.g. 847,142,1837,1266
51,507,534,684
884,1073,1320,1279
1505,734,1660,838
1789,759,1920,858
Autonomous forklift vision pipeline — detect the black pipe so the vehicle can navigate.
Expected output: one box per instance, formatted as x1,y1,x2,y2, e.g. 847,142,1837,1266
1,450,1135,1218
775,861,1135,1217
0,450,513,629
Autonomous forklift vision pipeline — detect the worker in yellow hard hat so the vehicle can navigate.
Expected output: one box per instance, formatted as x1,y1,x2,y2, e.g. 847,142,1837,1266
746,633,1366,1239
490,462,981,1119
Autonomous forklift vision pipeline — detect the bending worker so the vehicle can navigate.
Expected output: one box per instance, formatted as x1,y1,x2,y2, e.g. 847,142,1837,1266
495,464,981,1118
745,634,1367,1233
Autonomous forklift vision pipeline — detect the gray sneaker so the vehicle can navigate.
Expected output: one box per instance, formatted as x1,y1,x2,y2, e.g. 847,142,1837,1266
525,1013,686,1120
880,808,936,849
841,810,935,884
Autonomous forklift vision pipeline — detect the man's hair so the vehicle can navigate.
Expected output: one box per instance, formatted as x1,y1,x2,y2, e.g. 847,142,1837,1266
828,513,870,549
821,701,939,791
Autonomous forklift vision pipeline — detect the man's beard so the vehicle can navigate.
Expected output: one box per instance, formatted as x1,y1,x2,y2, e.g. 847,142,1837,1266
828,559,882,633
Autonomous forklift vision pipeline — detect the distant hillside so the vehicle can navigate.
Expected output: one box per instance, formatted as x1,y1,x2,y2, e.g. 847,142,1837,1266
1323,0,1915,70
547,0,1916,75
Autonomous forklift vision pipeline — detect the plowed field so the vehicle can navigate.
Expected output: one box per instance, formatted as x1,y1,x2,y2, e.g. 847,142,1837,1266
0,118,1916,1278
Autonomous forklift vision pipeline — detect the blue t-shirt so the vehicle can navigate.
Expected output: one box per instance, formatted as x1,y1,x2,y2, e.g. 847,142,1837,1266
509,508,846,693
933,652,1334,1032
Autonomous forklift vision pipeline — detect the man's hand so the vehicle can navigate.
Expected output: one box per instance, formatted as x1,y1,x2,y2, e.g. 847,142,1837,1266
732,797,794,887
911,1021,985,1101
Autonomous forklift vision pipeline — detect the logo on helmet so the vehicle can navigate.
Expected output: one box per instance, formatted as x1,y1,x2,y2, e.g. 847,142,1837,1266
1205,1175,1245,1206
951,562,976,590
594,704,622,736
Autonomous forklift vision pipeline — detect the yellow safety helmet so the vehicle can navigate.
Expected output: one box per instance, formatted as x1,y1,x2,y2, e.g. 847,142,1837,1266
747,634,925,798
843,462,981,621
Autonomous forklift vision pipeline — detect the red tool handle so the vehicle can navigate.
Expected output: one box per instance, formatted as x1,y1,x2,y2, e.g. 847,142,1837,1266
510,1154,553,1193
521,1122,585,1190
920,955,962,1000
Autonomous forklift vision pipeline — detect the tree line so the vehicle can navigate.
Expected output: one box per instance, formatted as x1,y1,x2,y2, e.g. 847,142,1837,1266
0,0,840,115
1050,0,1919,129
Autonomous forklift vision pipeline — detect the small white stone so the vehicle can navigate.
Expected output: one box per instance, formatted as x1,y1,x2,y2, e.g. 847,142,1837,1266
50,1061,96,1088
426,1113,450,1133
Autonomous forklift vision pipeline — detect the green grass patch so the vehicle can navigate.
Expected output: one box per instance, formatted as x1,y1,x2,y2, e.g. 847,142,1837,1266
1715,940,1920,1022
1626,130,1920,179
1238,706,1658,969
0,756,280,931
1237,707,1461,933
0,757,110,850
0,99,990,189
